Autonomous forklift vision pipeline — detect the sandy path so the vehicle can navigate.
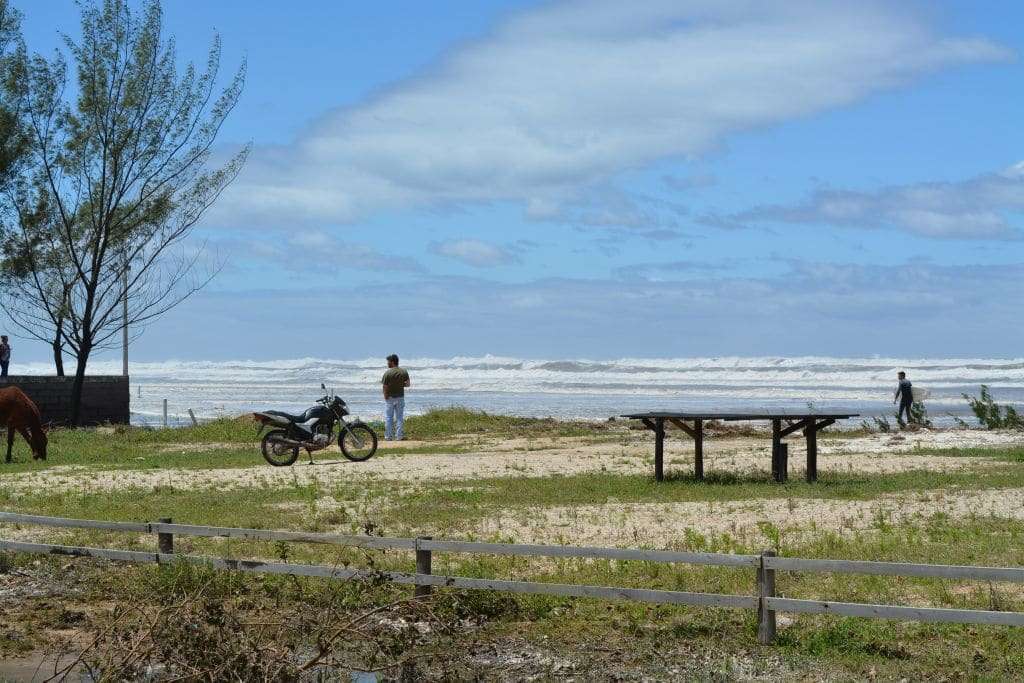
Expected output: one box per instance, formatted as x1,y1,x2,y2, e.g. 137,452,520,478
2,429,1020,494
474,486,1024,547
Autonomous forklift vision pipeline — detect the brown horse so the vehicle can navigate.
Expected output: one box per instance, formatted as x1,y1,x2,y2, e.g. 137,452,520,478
0,386,48,462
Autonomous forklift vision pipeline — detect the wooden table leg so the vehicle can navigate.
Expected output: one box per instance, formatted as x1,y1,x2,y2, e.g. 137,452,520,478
694,419,704,481
654,418,665,482
805,426,818,483
771,419,782,483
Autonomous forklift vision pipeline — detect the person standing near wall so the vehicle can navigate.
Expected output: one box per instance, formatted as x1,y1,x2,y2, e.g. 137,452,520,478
0,336,10,378
382,353,411,441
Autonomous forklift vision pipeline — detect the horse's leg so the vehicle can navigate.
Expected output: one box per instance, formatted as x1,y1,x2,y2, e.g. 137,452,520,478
16,426,35,459
5,424,13,463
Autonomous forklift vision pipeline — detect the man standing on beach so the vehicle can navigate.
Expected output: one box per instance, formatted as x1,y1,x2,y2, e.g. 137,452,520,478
893,371,913,426
0,336,10,377
382,354,410,441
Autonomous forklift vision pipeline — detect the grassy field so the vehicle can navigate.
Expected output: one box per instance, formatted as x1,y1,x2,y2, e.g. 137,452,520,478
2,409,1023,679
0,408,617,474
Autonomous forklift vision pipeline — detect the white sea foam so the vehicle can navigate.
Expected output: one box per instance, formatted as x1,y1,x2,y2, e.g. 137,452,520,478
11,356,1022,425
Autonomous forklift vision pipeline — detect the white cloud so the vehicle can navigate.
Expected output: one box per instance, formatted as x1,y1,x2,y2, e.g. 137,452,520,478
213,231,425,273
213,0,1008,227
728,162,1024,239
153,261,1024,356
429,239,517,267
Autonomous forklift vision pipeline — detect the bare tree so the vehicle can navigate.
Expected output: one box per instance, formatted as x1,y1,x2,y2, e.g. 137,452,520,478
1,0,248,423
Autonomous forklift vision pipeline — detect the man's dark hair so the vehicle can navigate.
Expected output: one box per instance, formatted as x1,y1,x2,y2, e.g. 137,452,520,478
387,354,399,365
898,371,906,378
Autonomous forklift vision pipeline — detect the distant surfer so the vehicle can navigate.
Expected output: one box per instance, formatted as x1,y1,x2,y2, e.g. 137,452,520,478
893,371,914,426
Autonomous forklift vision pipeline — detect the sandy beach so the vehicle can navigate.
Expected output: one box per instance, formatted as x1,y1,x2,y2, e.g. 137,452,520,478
4,427,1020,495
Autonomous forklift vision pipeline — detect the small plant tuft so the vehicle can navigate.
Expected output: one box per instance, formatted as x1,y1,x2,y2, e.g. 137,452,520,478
861,416,893,433
910,402,932,428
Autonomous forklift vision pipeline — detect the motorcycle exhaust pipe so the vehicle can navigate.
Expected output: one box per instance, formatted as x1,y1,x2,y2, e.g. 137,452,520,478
275,436,328,450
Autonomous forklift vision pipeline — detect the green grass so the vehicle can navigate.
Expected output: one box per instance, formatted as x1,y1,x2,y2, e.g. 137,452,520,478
909,445,1024,462
400,407,610,440
0,407,616,472
3,439,1022,531
4,515,1024,678
2,413,1022,675
380,455,1024,530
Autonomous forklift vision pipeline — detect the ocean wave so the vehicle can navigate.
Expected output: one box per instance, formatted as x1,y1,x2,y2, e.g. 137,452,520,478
14,355,1024,383
57,354,1013,426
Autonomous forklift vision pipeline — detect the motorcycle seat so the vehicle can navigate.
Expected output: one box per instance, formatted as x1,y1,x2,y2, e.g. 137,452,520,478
264,408,317,423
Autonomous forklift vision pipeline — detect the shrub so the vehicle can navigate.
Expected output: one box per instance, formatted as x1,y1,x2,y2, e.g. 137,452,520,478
910,402,932,428
861,416,893,433
962,385,1023,430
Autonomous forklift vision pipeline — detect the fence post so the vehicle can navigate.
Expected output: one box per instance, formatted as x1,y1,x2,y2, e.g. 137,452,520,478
415,536,432,598
757,549,777,644
163,399,168,428
157,517,174,559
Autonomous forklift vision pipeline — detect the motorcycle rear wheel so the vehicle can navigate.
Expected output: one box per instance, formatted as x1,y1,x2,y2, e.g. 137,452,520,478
261,429,300,466
339,424,378,462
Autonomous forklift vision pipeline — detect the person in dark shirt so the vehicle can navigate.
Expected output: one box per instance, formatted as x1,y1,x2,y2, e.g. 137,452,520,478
893,371,913,426
381,354,411,441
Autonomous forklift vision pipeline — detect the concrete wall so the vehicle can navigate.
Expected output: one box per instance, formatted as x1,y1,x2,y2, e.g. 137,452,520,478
0,376,130,425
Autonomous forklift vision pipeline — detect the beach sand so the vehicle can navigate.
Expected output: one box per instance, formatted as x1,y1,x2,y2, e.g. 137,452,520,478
5,427,1020,495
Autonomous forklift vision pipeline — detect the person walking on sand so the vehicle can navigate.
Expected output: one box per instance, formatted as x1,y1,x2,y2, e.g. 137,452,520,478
893,371,914,426
0,336,10,378
382,354,410,441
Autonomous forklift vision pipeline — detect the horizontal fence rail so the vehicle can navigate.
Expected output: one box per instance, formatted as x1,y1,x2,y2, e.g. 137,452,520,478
765,597,1024,627
2,511,1023,645
764,555,1024,583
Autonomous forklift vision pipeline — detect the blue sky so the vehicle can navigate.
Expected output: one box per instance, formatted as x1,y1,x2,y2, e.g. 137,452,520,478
8,0,1024,362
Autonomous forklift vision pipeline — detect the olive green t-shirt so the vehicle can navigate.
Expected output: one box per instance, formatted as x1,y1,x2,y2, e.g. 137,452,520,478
382,367,410,398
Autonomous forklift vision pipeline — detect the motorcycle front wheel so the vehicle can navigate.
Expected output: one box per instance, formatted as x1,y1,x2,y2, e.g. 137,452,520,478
339,424,378,462
261,429,300,466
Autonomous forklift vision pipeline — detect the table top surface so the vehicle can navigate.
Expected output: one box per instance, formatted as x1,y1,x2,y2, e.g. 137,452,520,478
622,411,859,421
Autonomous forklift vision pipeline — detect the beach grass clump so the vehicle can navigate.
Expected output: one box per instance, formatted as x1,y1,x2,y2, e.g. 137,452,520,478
401,407,602,440
962,385,1023,430
128,415,262,443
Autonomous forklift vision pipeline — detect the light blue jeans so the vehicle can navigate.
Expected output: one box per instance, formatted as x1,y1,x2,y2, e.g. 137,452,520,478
384,397,405,440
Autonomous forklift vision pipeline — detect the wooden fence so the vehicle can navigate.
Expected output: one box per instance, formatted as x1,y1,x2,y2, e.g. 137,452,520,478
2,511,1023,644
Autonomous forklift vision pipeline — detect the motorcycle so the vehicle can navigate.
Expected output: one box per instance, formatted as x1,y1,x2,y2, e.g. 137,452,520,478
252,384,378,466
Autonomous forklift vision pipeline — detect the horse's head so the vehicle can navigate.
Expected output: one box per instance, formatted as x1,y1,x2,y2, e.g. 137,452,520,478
32,425,48,461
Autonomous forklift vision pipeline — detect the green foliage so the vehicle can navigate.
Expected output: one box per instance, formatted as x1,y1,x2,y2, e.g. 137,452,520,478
910,402,932,427
0,0,27,187
403,406,602,440
962,385,1023,430
140,560,249,605
860,415,892,433
1,0,249,416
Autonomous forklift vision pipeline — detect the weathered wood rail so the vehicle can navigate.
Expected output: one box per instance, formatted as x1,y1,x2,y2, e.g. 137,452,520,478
2,511,1023,644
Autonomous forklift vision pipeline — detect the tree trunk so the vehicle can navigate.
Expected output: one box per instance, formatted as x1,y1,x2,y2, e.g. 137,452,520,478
70,345,91,427
52,334,64,377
